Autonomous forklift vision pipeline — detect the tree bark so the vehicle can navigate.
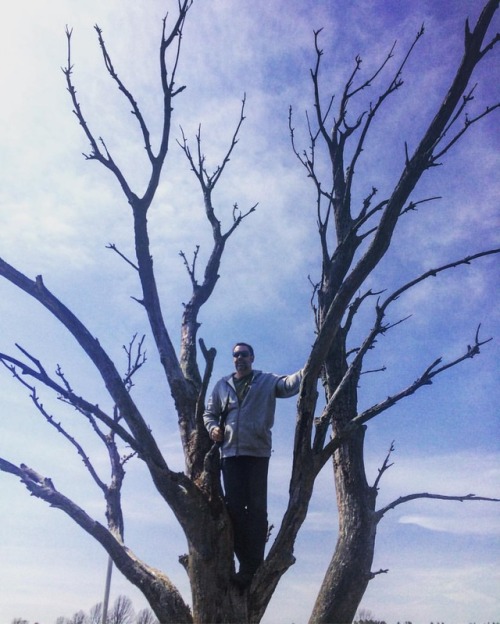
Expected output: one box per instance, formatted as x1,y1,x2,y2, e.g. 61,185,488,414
310,429,378,624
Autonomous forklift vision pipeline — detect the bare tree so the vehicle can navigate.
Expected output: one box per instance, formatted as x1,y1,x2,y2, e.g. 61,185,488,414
0,1,498,623
69,612,86,624
108,595,135,624
135,609,159,624
56,598,153,624
88,603,103,624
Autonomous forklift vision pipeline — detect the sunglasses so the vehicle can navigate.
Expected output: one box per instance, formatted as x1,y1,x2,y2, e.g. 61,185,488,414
233,351,251,358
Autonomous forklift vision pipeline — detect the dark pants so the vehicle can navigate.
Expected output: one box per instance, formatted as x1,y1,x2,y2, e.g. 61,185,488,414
221,456,269,575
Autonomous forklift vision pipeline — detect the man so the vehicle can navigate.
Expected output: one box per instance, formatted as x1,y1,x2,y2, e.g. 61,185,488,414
203,342,302,587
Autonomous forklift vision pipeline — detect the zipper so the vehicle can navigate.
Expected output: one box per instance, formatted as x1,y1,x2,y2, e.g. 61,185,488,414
227,373,255,456
226,379,240,456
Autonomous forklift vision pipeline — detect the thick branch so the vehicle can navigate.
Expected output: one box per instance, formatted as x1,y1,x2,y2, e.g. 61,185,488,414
196,338,217,420
0,261,183,492
0,458,192,623
414,0,499,160
0,265,216,544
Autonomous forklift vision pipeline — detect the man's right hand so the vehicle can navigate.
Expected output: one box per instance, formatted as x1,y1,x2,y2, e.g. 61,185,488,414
210,426,224,442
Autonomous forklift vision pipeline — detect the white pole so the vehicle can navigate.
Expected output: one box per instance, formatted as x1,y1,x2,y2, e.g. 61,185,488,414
102,555,113,624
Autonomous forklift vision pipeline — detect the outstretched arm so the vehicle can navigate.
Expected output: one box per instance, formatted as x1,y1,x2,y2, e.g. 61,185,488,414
276,369,304,398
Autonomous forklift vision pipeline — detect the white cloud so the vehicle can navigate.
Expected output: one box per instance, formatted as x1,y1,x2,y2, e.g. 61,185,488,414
399,511,500,536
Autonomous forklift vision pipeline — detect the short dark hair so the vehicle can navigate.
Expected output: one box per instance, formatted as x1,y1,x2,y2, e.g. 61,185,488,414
233,342,254,357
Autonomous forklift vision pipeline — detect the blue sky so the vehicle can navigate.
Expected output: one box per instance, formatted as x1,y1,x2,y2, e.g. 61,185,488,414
0,1,499,623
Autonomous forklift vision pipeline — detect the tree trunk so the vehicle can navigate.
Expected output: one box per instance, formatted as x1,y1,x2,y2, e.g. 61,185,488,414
186,516,248,623
310,428,378,624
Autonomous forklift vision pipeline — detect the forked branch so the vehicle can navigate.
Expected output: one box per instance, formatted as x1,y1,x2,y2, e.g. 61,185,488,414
373,441,396,490
95,24,155,163
0,346,138,451
433,100,500,162
122,333,147,391
314,248,499,452
354,324,490,426
177,95,256,429
62,27,136,202
345,26,425,213
178,95,250,236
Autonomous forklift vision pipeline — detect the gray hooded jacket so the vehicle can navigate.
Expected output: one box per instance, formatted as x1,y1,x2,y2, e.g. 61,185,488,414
203,369,303,458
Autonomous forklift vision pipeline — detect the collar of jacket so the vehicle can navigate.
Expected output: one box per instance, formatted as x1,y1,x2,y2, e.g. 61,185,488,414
224,370,261,389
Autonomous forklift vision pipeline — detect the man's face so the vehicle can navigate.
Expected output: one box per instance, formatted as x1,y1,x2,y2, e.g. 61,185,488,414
232,345,254,377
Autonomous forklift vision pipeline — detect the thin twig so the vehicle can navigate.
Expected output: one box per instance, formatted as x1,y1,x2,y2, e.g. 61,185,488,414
376,491,500,522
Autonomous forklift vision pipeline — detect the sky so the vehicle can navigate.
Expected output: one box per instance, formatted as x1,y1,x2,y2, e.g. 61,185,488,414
0,1,499,623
